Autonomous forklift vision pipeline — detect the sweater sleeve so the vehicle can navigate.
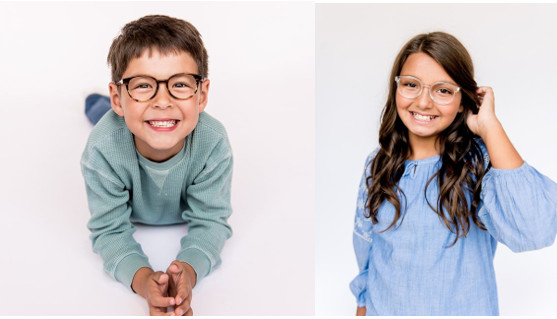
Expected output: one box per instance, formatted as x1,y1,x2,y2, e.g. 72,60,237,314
349,153,375,307
478,158,557,252
177,138,233,282
81,146,151,290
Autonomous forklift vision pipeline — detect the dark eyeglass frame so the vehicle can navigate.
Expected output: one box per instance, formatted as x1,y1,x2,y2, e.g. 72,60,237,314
116,73,203,102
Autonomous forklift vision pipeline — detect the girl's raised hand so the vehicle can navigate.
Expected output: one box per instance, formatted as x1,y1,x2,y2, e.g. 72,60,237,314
466,86,500,138
466,86,523,169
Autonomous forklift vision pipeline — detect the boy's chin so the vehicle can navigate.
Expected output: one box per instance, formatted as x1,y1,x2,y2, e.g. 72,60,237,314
135,139,186,162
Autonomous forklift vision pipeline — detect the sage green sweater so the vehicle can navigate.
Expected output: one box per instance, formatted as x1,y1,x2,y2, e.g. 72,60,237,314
81,110,233,289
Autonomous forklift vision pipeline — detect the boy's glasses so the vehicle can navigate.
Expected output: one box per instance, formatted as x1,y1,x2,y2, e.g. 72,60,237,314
116,73,203,102
395,75,460,105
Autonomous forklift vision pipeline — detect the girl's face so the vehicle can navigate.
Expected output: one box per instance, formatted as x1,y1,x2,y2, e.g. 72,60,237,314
396,52,463,150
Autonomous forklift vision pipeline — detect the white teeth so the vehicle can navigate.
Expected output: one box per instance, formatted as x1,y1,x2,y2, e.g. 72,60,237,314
148,120,177,128
412,112,436,121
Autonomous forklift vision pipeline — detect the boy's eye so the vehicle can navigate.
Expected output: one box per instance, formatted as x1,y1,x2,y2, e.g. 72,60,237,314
134,83,153,89
173,82,193,89
170,75,197,89
129,78,156,91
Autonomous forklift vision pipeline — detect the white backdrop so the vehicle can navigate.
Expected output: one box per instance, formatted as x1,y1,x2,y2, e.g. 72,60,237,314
0,1,314,315
316,3,557,316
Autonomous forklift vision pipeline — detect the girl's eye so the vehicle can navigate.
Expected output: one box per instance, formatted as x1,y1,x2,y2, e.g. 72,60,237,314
437,88,453,95
403,82,418,88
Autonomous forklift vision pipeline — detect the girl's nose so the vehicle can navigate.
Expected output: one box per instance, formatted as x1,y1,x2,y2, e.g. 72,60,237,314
416,86,433,109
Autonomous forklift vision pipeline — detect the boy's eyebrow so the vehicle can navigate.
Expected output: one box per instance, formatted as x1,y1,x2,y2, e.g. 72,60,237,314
120,72,202,81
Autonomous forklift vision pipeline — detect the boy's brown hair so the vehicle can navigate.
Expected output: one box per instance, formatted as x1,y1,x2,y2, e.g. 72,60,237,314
107,15,208,83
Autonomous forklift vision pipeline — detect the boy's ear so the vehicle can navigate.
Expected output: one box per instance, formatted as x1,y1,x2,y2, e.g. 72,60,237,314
197,79,210,113
108,82,125,117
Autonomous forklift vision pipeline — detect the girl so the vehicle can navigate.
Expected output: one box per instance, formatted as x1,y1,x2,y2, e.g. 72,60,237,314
350,32,557,315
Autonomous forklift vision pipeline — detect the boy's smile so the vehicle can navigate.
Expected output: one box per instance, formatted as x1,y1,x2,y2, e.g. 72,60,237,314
109,49,209,162
146,119,179,129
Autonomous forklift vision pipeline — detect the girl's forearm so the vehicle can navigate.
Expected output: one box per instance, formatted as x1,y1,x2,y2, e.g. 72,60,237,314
481,120,523,169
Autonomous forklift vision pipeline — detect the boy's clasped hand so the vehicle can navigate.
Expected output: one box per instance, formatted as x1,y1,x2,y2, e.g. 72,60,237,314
132,260,197,316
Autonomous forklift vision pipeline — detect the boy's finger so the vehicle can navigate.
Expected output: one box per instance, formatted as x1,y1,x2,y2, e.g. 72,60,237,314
174,280,191,306
174,301,192,316
154,272,169,286
150,294,177,308
147,272,175,307
168,263,181,274
173,290,192,316
167,262,183,280
149,305,174,316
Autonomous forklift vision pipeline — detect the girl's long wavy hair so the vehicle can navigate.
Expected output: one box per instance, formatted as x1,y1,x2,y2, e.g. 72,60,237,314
366,32,490,245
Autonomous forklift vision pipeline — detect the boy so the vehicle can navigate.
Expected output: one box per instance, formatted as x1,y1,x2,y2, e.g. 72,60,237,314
81,15,233,316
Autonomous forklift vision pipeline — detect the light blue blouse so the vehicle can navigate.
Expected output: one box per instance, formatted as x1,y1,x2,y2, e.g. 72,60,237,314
350,141,557,315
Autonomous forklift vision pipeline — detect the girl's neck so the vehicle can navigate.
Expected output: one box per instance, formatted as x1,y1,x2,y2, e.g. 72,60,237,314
408,135,440,161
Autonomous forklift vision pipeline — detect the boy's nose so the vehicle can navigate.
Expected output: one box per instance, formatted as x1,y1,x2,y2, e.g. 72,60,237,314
152,83,172,109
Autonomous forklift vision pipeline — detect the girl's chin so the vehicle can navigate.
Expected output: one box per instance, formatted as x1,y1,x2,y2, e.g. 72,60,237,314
408,129,439,140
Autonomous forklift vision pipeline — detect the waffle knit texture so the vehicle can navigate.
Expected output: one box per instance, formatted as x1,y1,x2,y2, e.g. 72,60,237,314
81,110,233,290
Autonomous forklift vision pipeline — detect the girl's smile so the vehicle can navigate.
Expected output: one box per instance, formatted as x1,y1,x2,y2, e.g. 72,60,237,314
410,111,439,123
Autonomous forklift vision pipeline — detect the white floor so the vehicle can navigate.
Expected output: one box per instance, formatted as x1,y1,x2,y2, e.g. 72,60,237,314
0,2,314,315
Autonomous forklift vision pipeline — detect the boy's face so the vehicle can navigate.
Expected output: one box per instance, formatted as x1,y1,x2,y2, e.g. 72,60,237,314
109,49,209,162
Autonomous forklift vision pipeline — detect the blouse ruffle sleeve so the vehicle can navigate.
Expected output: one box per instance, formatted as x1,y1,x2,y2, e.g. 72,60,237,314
478,143,557,252
349,152,376,307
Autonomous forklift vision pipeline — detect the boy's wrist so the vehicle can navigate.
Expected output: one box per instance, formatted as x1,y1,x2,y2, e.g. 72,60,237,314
179,261,197,287
131,267,154,296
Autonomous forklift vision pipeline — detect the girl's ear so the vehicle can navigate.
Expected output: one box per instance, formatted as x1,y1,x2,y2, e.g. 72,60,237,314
458,104,464,113
109,82,125,117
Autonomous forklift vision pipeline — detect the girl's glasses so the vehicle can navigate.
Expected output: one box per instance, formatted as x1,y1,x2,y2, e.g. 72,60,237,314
395,75,460,105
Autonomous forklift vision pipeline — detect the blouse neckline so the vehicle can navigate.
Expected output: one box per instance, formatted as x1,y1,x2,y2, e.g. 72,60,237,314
405,154,441,165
